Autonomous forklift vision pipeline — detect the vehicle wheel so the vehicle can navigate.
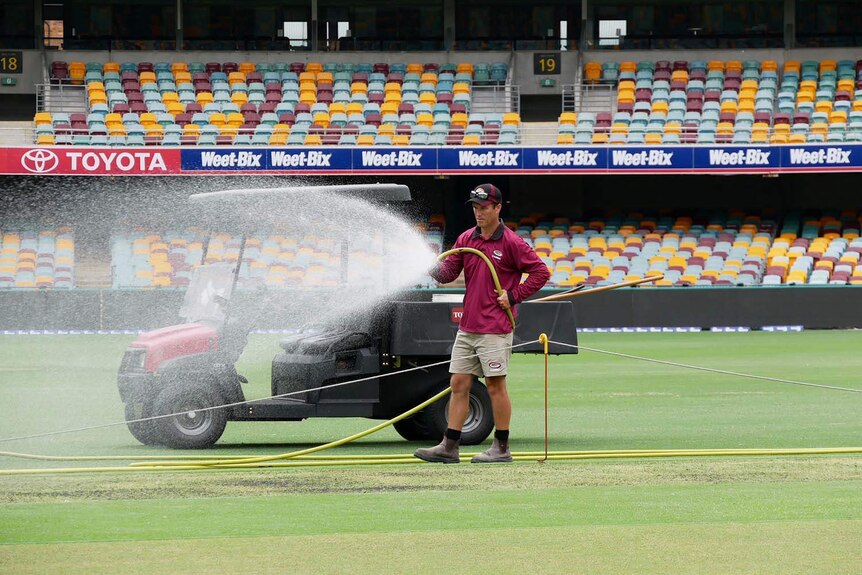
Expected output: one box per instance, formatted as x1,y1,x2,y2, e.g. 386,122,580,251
124,400,161,446
415,379,494,445
152,381,228,449
393,415,433,441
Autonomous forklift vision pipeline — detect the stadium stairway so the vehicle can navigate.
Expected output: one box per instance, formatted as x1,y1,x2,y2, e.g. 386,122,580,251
74,236,113,288
41,83,88,115
2,122,36,145
520,122,557,146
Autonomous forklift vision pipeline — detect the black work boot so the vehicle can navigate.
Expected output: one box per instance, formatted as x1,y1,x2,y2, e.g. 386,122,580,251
470,438,513,463
414,437,461,464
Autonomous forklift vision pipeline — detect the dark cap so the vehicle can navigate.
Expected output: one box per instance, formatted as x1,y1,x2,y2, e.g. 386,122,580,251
466,183,503,206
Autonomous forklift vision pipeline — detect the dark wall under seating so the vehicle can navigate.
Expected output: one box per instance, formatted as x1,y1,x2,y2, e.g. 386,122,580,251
2,287,860,331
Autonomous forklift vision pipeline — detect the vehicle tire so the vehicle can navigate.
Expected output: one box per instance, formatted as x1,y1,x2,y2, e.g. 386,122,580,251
152,381,228,449
124,400,161,446
412,379,494,445
393,415,433,441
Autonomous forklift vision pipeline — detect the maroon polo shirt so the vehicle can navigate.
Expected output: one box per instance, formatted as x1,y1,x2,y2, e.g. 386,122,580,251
432,222,550,334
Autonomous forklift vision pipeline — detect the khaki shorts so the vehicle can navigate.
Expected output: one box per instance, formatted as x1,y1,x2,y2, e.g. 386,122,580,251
450,330,514,378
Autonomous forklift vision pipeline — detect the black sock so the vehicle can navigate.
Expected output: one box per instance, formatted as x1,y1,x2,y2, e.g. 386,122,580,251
445,428,462,441
494,429,509,443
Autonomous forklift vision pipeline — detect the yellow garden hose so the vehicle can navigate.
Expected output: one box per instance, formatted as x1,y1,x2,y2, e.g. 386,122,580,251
0,256,850,476
531,274,665,302
129,386,454,469
2,447,860,476
437,247,516,330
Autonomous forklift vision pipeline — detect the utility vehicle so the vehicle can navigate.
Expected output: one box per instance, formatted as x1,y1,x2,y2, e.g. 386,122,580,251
117,184,577,448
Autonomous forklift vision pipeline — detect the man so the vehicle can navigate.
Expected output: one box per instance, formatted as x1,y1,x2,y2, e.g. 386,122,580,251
414,183,550,464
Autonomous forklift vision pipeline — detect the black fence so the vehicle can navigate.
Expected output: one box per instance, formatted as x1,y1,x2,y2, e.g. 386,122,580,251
1,287,860,331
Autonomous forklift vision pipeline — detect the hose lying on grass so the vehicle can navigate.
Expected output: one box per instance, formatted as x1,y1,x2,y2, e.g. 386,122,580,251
2,447,861,475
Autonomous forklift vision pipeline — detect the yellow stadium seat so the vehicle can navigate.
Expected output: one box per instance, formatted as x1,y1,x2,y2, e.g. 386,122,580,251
671,70,688,83
650,98,675,116
617,89,635,104
717,122,734,135
453,82,471,95
68,61,86,84
313,112,330,127
89,90,107,105
416,113,434,127
166,101,184,115
559,112,577,125
139,112,157,126
830,110,848,124
557,133,574,144
503,112,521,126
456,62,474,74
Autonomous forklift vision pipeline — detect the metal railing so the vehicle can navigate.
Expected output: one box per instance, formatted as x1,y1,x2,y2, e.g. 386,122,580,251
471,84,520,115
562,83,615,115
5,122,843,149
36,83,87,115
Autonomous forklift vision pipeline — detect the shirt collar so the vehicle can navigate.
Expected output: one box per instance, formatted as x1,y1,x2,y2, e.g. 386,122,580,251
470,221,505,241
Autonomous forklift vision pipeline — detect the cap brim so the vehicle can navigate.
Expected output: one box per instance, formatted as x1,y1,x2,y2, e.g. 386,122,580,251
466,198,496,206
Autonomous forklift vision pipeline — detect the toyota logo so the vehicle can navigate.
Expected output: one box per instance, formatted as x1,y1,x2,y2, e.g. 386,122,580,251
21,149,60,173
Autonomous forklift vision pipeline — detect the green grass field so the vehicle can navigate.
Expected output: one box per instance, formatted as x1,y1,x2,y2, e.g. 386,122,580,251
1,331,861,574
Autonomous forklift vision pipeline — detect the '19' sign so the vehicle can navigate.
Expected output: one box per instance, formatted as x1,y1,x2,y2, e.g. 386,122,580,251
533,53,560,75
